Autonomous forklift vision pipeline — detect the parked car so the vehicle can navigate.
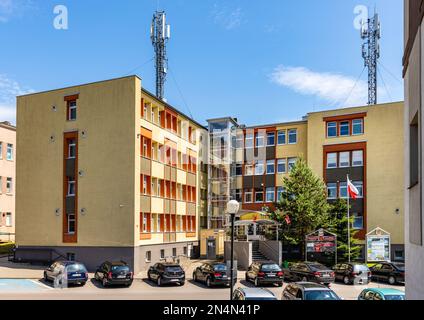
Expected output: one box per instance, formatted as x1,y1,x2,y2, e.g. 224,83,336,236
369,262,405,285
147,262,185,286
192,262,236,287
358,288,405,300
333,263,371,285
245,261,284,287
233,287,278,301
94,261,133,287
281,282,341,300
43,261,88,286
283,262,335,285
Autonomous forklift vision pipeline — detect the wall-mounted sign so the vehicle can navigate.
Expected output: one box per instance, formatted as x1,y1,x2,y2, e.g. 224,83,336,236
366,228,391,262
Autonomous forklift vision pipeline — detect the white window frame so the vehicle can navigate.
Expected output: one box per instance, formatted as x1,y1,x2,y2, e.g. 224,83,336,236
5,213,12,227
255,161,265,175
255,190,264,203
143,176,148,195
288,158,297,171
245,134,254,149
245,164,254,176
6,178,13,193
68,101,77,121
339,121,350,136
352,150,364,167
288,129,297,144
277,159,287,174
67,214,76,234
339,182,348,199
157,215,162,232
277,131,286,145
339,152,350,168
255,133,265,148
143,104,148,119
67,180,75,196
266,188,275,203
352,119,364,135
244,190,253,203
327,153,337,169
6,144,13,161
353,181,364,198
68,140,76,159
276,187,284,201
352,213,364,230
327,122,337,137
266,132,275,146
266,160,275,175
327,183,337,199
0,142,3,159
142,213,148,233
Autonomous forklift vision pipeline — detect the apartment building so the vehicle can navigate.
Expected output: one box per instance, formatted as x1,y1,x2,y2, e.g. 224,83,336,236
15,76,207,273
207,102,404,261
403,0,424,300
0,122,15,242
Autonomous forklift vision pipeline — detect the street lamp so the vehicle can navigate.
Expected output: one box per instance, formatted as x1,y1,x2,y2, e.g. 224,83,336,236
227,200,240,301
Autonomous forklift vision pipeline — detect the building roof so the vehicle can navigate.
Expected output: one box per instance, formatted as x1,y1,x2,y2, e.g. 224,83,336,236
0,121,16,131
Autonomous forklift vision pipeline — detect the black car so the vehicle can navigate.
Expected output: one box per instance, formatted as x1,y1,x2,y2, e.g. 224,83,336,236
148,263,185,286
369,262,405,285
192,262,236,287
283,262,335,285
281,282,341,300
44,261,88,286
333,263,371,285
95,261,134,287
245,261,284,287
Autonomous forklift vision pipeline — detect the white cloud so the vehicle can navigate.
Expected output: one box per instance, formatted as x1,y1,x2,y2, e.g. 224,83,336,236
212,4,244,30
270,65,368,107
0,74,34,124
0,0,32,23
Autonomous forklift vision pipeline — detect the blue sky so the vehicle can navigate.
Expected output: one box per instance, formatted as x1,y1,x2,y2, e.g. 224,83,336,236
0,0,404,126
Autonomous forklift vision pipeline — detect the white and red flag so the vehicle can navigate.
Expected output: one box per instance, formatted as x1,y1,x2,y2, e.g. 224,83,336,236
347,177,359,199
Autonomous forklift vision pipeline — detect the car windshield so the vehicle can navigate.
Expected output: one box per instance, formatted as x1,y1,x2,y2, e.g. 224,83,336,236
165,266,183,273
261,264,281,272
66,264,87,272
354,265,370,272
309,264,328,271
393,263,405,271
384,294,405,301
213,265,227,272
305,290,340,300
111,265,130,272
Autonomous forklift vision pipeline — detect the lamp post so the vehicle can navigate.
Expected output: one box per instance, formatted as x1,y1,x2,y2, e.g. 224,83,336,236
227,200,240,301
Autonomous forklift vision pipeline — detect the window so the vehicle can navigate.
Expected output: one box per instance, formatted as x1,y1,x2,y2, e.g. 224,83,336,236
0,142,2,159
68,100,77,121
142,213,148,233
5,213,12,227
67,180,75,196
245,164,254,176
255,161,264,175
255,190,264,203
6,177,12,193
327,153,337,169
236,135,244,148
339,121,350,136
277,131,286,145
146,251,152,262
6,144,13,161
288,129,297,144
327,183,337,199
68,214,76,234
266,188,275,202
288,158,297,171
244,190,253,203
267,132,275,146
160,250,165,259
245,133,254,148
234,189,242,202
255,133,265,147
66,253,75,261
143,104,148,119
353,181,364,198
151,110,155,122
266,160,275,175
339,152,350,168
352,119,364,135
68,140,76,159
352,213,364,229
276,187,284,201
277,159,286,174
235,164,243,176
352,150,363,167
183,247,188,256
327,122,337,137
157,215,161,232
339,182,348,198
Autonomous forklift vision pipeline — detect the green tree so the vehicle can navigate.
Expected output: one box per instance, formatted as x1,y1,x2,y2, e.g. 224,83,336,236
269,158,330,260
325,199,362,262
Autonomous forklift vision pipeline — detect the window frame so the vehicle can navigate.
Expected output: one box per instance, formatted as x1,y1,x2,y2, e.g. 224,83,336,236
67,214,76,234
339,151,350,168
288,158,297,171
327,122,337,138
277,130,286,145
266,132,275,146
245,134,254,149
244,190,253,203
352,119,364,135
255,133,265,148
339,182,348,199
255,190,264,203
326,153,338,169
327,183,337,199
266,160,275,175
288,129,297,144
266,187,275,203
67,100,77,121
352,150,364,167
277,159,287,174
339,121,350,136
67,180,76,196
255,161,265,176
6,144,13,161
6,177,12,194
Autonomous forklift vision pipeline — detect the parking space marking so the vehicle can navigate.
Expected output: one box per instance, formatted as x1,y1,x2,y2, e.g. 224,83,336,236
30,280,54,290
0,279,51,292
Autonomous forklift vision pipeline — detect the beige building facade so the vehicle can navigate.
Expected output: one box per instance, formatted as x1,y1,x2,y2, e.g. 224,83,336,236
0,122,16,242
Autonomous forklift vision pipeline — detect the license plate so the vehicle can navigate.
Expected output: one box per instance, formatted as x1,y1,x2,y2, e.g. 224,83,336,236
73,274,81,277
170,279,179,282
322,274,330,278
117,275,126,279
268,273,276,277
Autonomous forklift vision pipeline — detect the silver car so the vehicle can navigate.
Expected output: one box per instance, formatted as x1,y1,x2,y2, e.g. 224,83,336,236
233,287,278,301
281,282,341,300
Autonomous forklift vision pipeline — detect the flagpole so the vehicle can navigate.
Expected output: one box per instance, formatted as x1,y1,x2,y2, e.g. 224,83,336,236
347,174,351,263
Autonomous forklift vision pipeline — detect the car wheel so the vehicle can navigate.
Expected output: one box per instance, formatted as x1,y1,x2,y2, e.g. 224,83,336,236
179,281,185,286
388,276,396,285
302,277,308,282
193,273,197,282
343,276,351,285
277,282,283,287
157,277,162,287
245,274,249,282
102,278,108,288
43,272,49,282
80,282,86,287
206,277,212,288
254,278,260,287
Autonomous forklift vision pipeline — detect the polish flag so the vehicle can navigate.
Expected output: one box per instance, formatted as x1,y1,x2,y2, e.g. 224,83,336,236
347,178,359,199
285,215,291,225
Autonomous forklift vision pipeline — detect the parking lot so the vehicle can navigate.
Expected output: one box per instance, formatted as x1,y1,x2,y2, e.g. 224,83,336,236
0,277,404,300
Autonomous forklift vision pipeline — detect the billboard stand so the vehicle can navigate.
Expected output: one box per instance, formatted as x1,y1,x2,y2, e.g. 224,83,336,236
366,227,391,263
305,229,337,266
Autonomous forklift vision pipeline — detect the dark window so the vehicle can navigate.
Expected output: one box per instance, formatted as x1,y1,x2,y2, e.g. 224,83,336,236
327,122,337,137
267,132,275,146
172,248,177,257
339,121,350,136
410,113,419,186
